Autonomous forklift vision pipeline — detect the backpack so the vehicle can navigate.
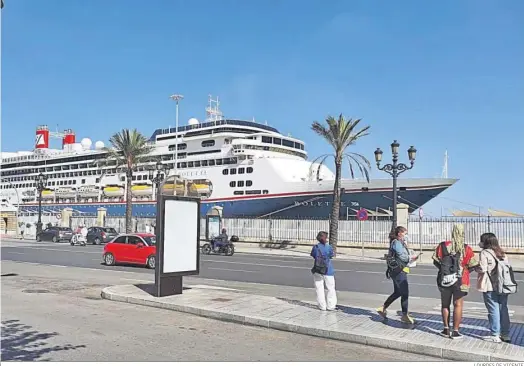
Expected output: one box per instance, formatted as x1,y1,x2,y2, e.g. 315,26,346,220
438,241,461,288
485,251,518,295
311,245,328,275
385,241,408,279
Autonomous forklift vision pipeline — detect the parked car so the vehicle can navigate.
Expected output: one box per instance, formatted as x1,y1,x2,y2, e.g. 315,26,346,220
36,226,74,243
102,233,156,269
86,226,118,245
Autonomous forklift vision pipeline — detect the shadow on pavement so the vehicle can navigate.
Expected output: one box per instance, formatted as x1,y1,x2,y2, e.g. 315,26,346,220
134,283,192,296
276,296,523,346
1,319,86,361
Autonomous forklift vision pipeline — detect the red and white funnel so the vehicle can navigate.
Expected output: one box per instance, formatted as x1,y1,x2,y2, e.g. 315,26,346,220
35,125,50,149
62,129,76,148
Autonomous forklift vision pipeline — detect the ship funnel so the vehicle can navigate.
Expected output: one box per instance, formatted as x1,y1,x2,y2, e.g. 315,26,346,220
35,125,50,149
62,129,76,150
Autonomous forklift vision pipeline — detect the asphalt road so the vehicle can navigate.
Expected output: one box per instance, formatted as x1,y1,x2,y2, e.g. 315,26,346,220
2,239,524,305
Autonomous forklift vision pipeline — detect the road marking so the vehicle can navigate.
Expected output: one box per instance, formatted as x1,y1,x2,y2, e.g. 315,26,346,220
208,267,259,273
202,258,437,278
3,246,100,254
3,251,28,255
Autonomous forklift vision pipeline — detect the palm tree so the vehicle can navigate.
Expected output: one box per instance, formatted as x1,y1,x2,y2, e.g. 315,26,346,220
104,129,153,233
311,114,371,254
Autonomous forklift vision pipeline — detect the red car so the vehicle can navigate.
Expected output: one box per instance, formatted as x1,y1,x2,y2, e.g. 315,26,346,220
103,233,157,269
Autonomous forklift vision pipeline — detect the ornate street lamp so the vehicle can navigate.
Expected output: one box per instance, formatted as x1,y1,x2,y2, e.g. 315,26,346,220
148,161,169,237
149,161,169,200
35,173,48,234
374,141,417,227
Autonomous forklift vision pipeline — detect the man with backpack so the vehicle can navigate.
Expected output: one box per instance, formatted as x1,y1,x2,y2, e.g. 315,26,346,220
310,231,337,311
477,232,517,343
432,224,479,339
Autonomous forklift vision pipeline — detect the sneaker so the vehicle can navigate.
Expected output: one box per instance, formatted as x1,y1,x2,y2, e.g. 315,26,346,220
500,335,511,343
483,335,502,343
451,330,463,339
376,306,387,318
440,328,451,338
401,314,415,324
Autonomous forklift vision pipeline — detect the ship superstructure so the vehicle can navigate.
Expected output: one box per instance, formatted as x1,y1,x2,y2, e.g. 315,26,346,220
0,96,457,218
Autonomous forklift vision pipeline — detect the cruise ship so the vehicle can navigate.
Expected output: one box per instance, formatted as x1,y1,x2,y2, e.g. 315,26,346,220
0,96,457,219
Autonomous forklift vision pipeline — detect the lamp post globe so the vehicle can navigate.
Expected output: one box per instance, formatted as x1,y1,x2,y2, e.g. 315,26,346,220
408,146,417,162
374,148,383,165
390,140,400,155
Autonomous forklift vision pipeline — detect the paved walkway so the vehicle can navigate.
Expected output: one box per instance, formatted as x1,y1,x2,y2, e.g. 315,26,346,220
102,284,524,361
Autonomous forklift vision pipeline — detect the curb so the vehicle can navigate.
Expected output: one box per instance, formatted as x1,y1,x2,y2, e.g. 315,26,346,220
100,287,521,362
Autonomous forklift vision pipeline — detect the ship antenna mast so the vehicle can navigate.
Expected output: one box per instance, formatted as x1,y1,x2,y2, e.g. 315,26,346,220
441,150,448,178
205,95,223,123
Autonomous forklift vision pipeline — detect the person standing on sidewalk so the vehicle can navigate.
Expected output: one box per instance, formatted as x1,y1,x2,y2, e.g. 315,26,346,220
477,233,512,343
432,224,478,339
377,226,419,324
310,231,337,311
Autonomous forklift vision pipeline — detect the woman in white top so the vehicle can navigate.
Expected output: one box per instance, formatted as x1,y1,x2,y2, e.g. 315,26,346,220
476,233,511,343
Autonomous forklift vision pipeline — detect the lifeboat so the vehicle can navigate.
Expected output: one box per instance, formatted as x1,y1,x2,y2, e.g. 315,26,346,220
22,189,36,198
77,185,100,197
193,179,213,196
56,187,77,198
131,184,153,197
103,185,124,197
162,179,213,198
41,188,55,199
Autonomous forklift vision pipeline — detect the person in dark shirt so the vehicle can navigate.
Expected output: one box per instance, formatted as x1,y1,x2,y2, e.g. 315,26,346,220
216,228,228,243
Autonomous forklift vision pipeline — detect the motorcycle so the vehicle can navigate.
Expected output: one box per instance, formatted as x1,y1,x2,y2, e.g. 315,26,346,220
70,233,87,246
201,237,234,256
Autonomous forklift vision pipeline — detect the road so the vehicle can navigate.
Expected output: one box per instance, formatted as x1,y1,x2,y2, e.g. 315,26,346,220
1,261,442,361
2,239,524,305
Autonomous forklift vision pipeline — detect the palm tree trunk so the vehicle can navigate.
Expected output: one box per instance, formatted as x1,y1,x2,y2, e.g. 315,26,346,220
329,158,342,255
125,172,133,233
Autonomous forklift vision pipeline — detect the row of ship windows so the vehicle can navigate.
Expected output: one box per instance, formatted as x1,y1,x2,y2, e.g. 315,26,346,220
1,157,243,182
166,137,305,151
0,174,168,190
168,140,215,151
233,190,269,195
222,167,254,175
0,150,180,173
175,157,241,169
2,179,86,189
229,180,252,188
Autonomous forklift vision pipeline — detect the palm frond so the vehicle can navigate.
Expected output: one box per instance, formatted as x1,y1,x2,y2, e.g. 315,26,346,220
315,155,333,181
309,154,333,180
311,121,336,149
105,128,154,172
344,153,371,182
310,114,371,181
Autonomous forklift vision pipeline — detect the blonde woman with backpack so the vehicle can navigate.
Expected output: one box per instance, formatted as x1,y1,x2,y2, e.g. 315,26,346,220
477,233,513,343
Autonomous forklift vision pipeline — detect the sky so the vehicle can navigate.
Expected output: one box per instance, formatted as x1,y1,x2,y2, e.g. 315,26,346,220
1,0,523,216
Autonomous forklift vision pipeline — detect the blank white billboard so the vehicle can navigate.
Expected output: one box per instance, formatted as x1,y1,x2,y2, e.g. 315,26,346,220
162,199,199,273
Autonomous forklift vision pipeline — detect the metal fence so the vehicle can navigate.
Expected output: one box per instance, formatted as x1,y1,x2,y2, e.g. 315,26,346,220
408,216,524,249
23,213,524,249
216,217,524,249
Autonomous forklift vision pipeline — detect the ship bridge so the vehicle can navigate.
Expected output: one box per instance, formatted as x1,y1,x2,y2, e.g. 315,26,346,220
150,119,281,142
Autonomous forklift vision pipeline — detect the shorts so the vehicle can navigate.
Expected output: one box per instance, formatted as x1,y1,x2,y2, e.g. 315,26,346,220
439,284,467,308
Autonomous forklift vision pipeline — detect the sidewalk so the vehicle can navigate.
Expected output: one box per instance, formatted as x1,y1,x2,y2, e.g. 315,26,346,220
102,284,524,362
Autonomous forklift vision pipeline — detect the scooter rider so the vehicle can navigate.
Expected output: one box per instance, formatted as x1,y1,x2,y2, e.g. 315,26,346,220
217,228,228,243
80,225,88,241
